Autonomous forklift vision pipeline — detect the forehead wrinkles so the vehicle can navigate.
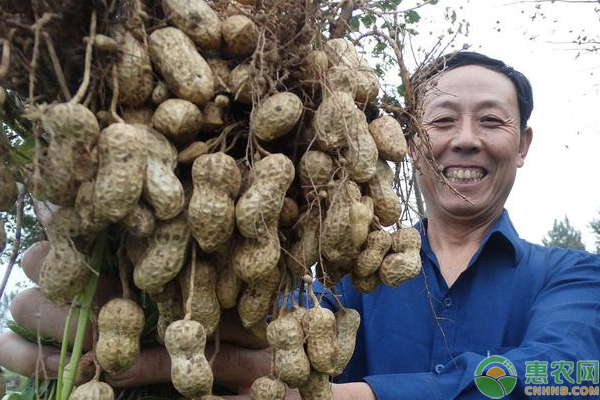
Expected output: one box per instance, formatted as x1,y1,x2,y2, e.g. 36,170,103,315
422,66,519,115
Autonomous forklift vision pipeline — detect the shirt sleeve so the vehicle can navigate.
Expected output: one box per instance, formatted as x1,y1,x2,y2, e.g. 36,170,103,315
361,253,600,400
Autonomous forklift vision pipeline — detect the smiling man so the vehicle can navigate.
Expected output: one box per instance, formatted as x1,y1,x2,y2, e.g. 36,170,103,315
324,52,600,400
1,52,599,400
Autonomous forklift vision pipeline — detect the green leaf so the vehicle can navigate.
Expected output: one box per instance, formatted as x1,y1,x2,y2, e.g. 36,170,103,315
12,136,36,164
381,0,402,11
348,16,361,32
7,320,63,348
361,14,376,28
405,10,421,24
397,84,406,97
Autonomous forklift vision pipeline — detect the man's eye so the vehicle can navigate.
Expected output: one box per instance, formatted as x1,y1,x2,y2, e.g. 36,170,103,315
431,117,454,126
481,116,504,126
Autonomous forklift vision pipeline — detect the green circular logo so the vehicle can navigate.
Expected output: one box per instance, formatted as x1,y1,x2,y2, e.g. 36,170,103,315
474,356,518,398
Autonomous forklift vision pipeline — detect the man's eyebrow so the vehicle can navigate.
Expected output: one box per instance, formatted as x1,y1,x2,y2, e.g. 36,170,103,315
426,97,511,111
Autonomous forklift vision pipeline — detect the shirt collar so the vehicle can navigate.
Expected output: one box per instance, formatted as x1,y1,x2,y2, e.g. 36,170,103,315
415,209,525,266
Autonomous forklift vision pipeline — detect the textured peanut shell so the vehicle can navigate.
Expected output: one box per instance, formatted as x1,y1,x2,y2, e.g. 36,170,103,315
165,320,213,397
153,98,203,143
267,313,310,387
354,63,380,104
94,123,146,223
162,0,222,50
299,150,333,188
344,110,378,183
391,226,422,253
302,306,339,374
189,153,241,252
238,266,280,328
149,27,215,105
177,141,208,164
322,253,356,288
119,203,156,237
207,58,231,93
302,50,328,86
312,91,356,151
287,209,320,275
368,115,407,162
69,381,114,400
323,66,357,98
39,238,89,304
323,38,361,68
179,257,220,336
351,271,381,294
233,232,281,283
0,163,17,211
229,63,267,104
139,125,185,220
115,31,154,106
133,216,191,293
41,103,99,206
222,15,258,57
96,299,144,373
215,246,242,308
251,92,303,141
250,376,286,400
150,281,183,343
152,80,171,104
321,180,361,262
236,154,295,238
379,250,422,287
355,230,392,278
331,308,360,376
279,197,299,227
366,158,401,227
349,196,374,248
298,370,333,400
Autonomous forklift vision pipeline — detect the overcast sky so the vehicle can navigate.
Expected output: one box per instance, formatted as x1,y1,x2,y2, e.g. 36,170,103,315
413,0,600,249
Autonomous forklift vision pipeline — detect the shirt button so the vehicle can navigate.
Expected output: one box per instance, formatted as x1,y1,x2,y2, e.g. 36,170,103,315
435,364,444,374
443,297,453,307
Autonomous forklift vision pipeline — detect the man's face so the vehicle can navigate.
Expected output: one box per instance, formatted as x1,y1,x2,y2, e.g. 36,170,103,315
416,65,532,221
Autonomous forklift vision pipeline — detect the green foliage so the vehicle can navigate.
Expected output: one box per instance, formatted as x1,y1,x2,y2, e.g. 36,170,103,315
0,195,46,266
542,216,586,251
589,216,600,254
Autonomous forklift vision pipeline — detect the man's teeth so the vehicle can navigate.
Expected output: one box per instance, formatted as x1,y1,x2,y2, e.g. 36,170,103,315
444,168,485,181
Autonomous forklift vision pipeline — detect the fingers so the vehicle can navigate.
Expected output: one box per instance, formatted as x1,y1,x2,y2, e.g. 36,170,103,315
217,309,269,349
209,343,272,388
106,342,271,389
21,241,50,284
106,346,171,387
9,287,93,349
0,331,62,379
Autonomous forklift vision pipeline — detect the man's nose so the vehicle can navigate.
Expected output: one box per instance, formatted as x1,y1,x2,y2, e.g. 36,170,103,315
451,119,482,152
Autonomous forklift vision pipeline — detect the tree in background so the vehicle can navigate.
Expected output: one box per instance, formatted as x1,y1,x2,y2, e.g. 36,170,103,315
542,216,586,250
589,216,600,254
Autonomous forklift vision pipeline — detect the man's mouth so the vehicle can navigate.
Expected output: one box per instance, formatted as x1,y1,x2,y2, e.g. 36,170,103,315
443,167,487,183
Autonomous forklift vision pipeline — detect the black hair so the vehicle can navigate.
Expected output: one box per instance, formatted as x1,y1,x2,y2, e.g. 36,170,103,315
415,51,534,132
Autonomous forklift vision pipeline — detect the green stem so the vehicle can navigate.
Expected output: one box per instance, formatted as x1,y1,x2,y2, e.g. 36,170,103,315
58,232,107,400
55,305,74,400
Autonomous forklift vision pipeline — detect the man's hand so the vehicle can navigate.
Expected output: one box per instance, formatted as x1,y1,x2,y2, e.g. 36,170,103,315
221,382,377,400
0,240,271,388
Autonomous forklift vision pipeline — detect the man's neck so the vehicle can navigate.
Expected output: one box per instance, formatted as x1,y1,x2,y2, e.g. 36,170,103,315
425,211,501,287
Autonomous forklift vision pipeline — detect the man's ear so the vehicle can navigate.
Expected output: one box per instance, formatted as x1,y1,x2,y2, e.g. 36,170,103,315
517,126,533,168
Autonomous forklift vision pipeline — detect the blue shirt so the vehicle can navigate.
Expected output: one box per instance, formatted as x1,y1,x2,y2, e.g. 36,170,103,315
326,210,600,399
